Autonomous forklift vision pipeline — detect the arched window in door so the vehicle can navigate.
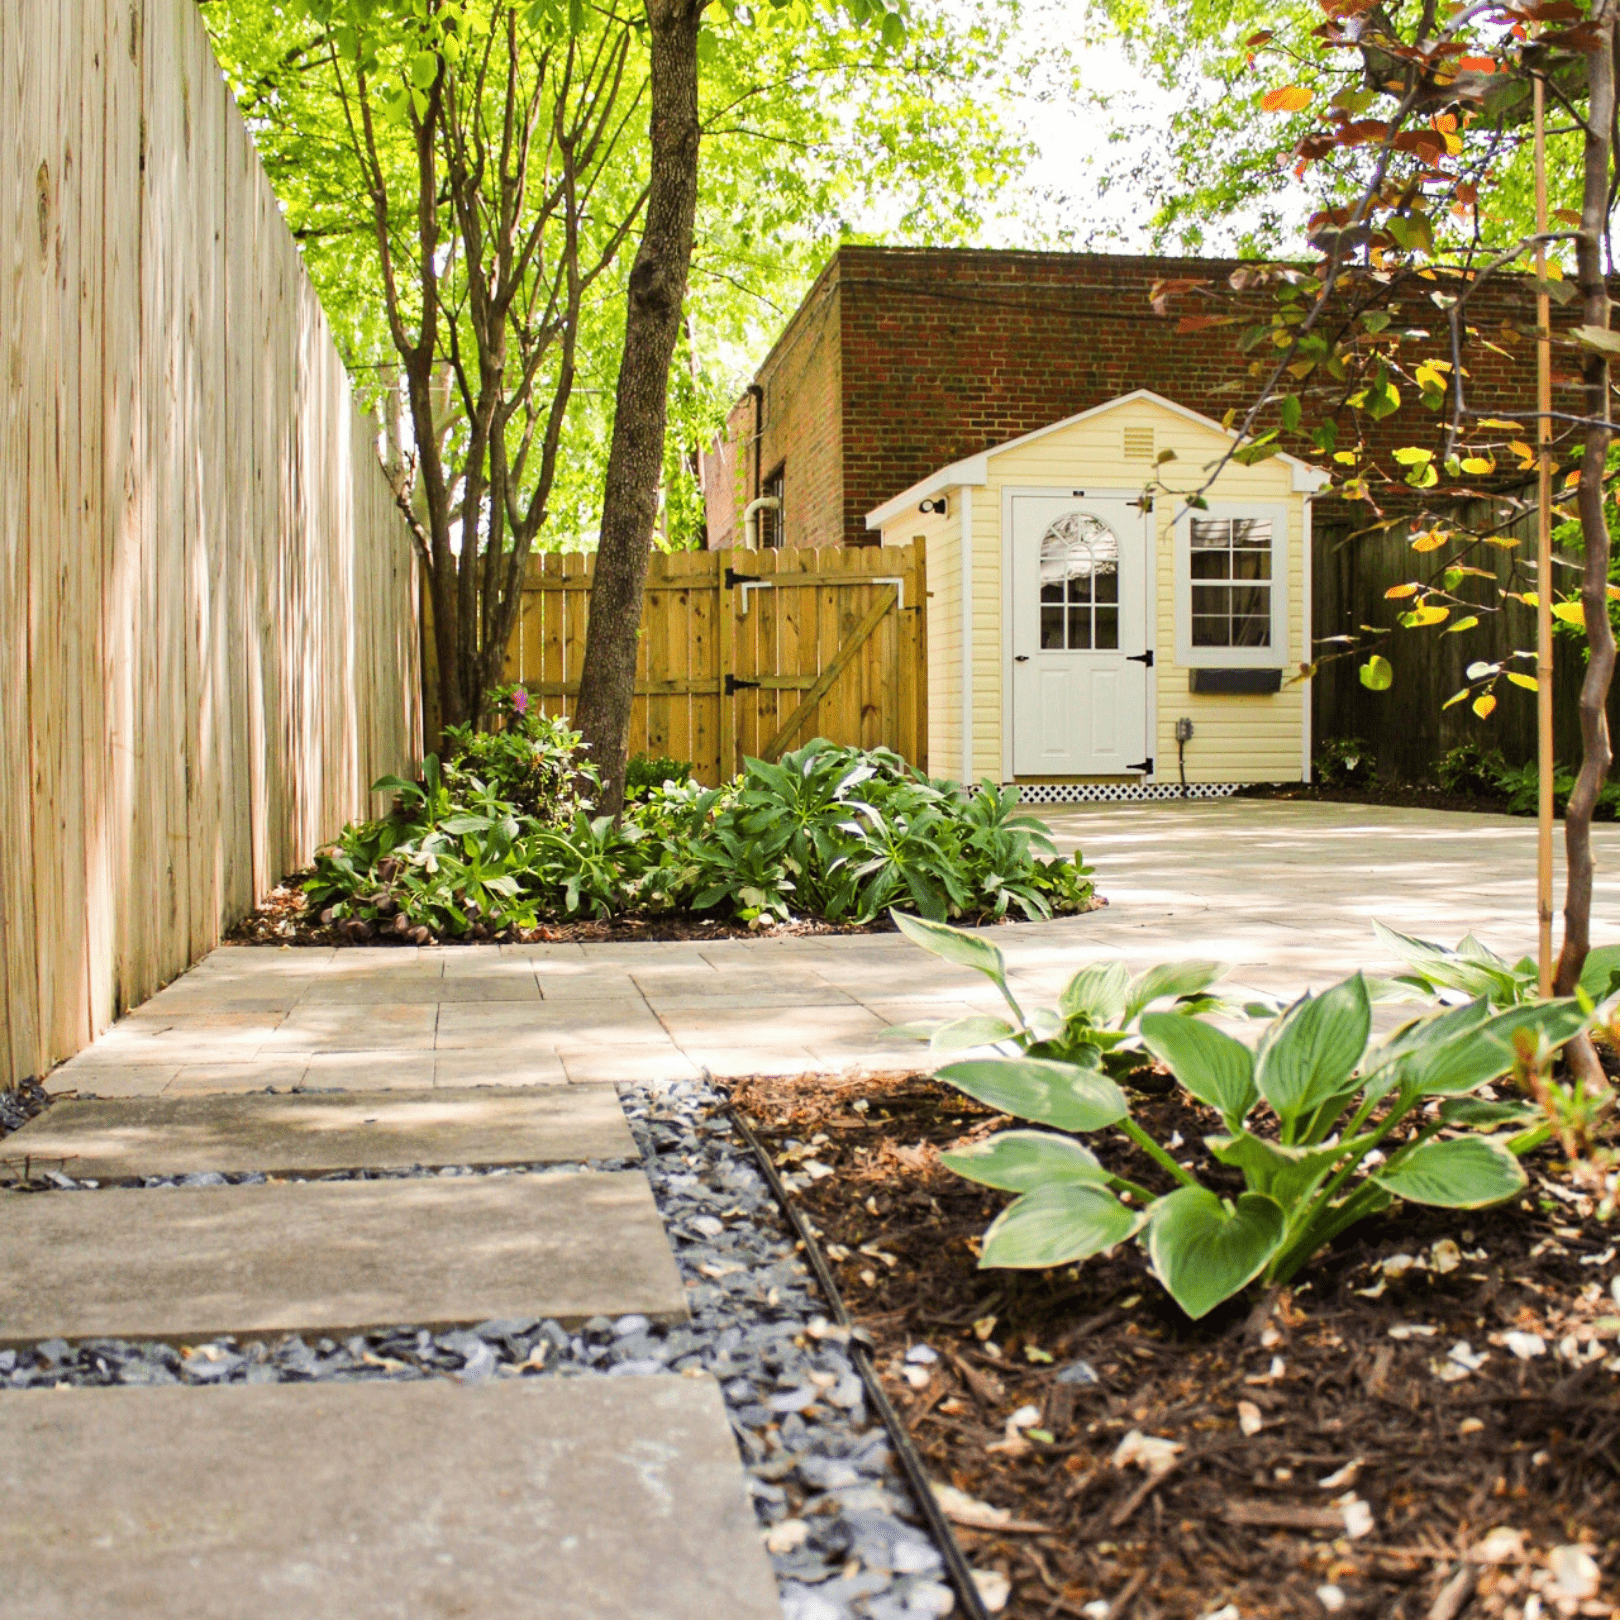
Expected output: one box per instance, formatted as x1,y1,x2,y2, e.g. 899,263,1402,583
1039,512,1120,650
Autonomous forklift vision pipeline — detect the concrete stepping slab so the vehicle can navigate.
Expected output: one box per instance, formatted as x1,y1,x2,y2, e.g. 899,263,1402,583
1,1086,634,1181
0,1375,780,1620
0,1170,685,1343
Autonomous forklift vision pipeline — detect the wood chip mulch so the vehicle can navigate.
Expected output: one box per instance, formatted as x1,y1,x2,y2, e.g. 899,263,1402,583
225,881,1105,949
732,1070,1620,1620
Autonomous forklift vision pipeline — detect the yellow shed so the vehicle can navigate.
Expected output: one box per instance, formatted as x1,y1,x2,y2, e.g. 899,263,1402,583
864,390,1331,801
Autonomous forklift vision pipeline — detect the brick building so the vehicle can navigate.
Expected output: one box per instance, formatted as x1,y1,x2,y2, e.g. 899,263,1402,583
700,243,1555,552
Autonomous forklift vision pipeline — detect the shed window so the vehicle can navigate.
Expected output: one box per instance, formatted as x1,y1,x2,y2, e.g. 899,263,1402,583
1189,517,1272,648
1039,512,1119,650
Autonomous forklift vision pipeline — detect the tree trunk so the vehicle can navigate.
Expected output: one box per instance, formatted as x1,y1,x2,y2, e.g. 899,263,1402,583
1554,13,1618,1008
572,0,703,813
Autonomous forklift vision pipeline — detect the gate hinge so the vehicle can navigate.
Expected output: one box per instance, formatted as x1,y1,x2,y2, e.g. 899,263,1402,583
1127,650,1154,667
724,567,760,589
1127,495,1154,512
725,674,761,695
1128,757,1154,776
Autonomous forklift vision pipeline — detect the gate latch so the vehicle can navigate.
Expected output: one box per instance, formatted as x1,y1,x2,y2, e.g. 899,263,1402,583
1127,650,1154,667
724,674,760,695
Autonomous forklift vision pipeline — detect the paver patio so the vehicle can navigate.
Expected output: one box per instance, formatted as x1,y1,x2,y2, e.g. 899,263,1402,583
43,800,1620,1097
0,1170,688,1343
0,1377,780,1620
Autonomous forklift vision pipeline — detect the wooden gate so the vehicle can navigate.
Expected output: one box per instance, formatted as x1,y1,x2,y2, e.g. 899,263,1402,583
498,543,926,784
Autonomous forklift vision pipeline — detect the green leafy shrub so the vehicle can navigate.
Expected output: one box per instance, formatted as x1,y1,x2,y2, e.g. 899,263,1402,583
1376,920,1620,1008
892,911,1592,1320
1314,736,1375,788
440,687,595,823
304,724,1094,936
624,754,694,800
1436,740,1508,799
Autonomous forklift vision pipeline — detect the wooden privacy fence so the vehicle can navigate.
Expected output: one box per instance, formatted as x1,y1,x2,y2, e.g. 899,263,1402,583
494,543,927,782
0,0,421,1087
1312,506,1607,777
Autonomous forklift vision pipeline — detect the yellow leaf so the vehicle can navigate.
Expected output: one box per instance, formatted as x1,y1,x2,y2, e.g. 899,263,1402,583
1608,584,1620,601
1333,450,1360,465
1563,468,1583,489
1385,583,1421,600
1553,601,1586,628
1507,672,1539,691
1460,456,1495,474
1410,530,1448,552
1443,615,1481,634
1450,566,1495,579
1473,693,1498,719
1478,418,1525,430
1261,86,1313,112
1546,260,1564,281
1483,536,1520,550
1406,604,1451,627
1517,590,1540,606
1443,688,1470,709
1509,440,1536,466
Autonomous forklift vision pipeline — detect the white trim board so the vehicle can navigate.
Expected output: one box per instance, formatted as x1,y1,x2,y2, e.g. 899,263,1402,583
863,388,1332,530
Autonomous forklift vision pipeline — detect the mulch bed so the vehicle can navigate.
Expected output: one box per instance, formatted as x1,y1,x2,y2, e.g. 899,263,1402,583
1239,783,1590,820
225,880,1106,949
733,1069,1620,1620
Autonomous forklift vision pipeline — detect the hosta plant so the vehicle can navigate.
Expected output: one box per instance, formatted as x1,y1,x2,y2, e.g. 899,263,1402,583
895,914,1594,1319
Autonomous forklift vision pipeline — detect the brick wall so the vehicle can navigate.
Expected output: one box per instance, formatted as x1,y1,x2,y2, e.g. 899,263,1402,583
701,259,845,549
704,245,1569,550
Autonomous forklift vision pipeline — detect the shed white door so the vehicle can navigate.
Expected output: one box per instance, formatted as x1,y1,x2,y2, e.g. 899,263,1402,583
1011,493,1151,776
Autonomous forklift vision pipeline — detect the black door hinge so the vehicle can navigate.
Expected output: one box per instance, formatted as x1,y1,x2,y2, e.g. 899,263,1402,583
1128,757,1154,775
724,568,760,589
1127,650,1154,667
1127,496,1154,512
725,674,760,695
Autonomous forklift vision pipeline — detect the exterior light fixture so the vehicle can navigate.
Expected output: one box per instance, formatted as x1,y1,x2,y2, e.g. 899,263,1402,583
918,496,948,516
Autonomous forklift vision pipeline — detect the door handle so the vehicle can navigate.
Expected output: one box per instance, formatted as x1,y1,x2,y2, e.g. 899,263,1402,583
1014,655,1030,663
1127,650,1154,667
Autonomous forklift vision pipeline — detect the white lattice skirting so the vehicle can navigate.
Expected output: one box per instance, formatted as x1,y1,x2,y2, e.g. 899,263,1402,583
1006,781,1243,806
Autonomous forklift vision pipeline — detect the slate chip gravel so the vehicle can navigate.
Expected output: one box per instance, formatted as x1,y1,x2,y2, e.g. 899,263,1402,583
3,1077,954,1620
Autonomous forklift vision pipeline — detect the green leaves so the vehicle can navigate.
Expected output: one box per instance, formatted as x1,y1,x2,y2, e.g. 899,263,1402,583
942,1129,1110,1193
891,909,1008,989
1373,1136,1526,1207
1138,1013,1257,1126
1147,1188,1286,1319
1359,655,1394,691
937,1057,1129,1133
1123,960,1227,1022
980,1182,1140,1269
1059,961,1130,1023
1254,975,1370,1134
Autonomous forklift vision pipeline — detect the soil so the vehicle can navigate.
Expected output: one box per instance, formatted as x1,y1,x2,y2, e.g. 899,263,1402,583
1238,782,1540,818
225,881,1107,949
732,1069,1620,1620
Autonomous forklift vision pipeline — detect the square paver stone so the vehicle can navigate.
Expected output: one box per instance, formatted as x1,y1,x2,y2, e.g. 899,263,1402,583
0,1375,780,1620
0,1171,685,1343
0,1086,635,1181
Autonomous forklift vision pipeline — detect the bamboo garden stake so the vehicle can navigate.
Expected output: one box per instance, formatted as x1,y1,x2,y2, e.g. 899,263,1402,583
1535,72,1556,998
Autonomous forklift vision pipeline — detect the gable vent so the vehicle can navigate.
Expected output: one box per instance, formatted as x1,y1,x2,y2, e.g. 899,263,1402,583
1123,426,1155,461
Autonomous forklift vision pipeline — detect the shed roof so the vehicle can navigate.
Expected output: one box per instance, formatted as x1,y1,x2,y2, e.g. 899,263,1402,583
862,389,1331,530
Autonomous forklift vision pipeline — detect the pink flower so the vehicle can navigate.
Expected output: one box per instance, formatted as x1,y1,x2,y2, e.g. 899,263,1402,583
511,686,529,715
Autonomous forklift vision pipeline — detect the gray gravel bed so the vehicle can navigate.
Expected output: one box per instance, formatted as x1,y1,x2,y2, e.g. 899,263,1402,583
2,1078,955,1620
0,1158,638,1190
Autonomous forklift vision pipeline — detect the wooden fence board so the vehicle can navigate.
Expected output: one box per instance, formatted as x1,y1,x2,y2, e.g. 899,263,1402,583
465,543,926,784
0,0,420,1086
